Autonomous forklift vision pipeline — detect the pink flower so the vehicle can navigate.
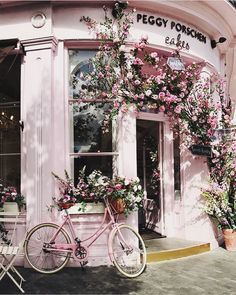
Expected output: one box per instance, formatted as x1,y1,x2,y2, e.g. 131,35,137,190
113,101,120,109
174,105,182,114
115,184,123,190
133,58,143,66
98,72,104,79
159,105,165,112
159,92,165,100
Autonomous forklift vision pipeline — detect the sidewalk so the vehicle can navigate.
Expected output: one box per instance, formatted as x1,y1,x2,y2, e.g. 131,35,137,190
1,247,236,295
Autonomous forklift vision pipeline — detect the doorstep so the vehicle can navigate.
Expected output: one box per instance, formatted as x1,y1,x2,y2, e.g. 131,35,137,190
145,237,210,263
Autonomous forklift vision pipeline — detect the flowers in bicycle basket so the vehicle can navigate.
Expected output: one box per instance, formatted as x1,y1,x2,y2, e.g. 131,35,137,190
52,168,144,215
106,176,144,216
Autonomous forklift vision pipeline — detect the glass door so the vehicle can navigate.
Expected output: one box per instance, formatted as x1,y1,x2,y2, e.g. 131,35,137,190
137,119,164,235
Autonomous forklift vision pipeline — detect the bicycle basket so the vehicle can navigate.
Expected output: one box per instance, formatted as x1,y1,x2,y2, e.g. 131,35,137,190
109,198,126,214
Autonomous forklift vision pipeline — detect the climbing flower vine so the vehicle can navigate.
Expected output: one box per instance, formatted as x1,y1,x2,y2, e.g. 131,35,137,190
74,3,236,228
77,5,230,150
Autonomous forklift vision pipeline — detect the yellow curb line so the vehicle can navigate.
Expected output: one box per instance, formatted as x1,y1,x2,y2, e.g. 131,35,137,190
147,243,211,263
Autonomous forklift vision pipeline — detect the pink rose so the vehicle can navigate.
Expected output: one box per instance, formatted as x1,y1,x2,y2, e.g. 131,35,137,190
115,184,123,190
159,105,165,112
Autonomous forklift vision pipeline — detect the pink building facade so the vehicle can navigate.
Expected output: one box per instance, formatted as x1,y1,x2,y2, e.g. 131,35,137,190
0,0,236,266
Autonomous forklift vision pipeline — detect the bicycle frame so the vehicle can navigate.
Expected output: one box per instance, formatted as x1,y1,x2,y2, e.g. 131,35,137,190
45,201,125,262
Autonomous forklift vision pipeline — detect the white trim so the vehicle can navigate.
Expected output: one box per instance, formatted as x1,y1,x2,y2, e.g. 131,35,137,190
137,111,167,122
69,152,119,157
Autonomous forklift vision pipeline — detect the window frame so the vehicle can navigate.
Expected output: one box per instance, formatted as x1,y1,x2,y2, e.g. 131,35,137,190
66,44,119,178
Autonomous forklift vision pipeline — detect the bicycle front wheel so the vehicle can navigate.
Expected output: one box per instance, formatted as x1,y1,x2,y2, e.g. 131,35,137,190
110,224,146,278
24,223,72,274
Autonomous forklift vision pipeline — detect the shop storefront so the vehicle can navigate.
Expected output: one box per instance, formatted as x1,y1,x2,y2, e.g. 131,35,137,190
0,0,236,266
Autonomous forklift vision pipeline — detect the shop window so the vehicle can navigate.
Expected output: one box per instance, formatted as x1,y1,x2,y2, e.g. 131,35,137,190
0,54,21,191
68,49,116,181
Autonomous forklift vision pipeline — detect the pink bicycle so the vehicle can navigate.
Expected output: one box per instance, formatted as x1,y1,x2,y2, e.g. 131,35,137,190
24,197,146,278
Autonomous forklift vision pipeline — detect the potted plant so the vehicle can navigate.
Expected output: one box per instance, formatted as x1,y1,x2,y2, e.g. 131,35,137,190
202,181,236,251
0,182,25,212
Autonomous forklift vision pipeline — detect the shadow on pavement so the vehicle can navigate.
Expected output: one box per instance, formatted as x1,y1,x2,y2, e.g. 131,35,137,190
0,265,143,294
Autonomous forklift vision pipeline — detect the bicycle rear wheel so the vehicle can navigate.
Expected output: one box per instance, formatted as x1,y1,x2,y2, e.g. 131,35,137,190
110,224,146,278
24,223,72,274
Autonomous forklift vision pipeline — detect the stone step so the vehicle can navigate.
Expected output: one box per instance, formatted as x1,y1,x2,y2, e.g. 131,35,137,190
144,237,210,263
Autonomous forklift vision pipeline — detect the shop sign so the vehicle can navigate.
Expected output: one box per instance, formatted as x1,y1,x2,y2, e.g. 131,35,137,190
136,13,207,44
136,13,208,51
189,145,212,157
167,57,185,71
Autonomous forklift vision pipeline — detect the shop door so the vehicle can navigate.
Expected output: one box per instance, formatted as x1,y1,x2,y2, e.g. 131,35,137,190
137,119,164,235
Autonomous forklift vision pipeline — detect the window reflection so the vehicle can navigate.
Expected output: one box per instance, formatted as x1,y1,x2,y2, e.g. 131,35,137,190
0,54,21,191
72,102,112,153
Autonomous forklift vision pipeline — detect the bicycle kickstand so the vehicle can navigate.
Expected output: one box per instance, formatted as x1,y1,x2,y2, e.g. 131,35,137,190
80,260,88,270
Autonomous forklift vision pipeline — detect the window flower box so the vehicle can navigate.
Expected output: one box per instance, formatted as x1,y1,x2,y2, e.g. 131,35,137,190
67,202,105,215
3,202,19,213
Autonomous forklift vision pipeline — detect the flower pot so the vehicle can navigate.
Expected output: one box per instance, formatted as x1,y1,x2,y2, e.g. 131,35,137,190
110,198,126,214
222,229,236,251
3,202,19,213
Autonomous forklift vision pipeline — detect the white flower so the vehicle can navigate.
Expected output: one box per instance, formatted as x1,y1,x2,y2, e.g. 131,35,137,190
150,52,158,58
119,45,126,52
124,179,130,185
145,89,152,96
127,72,133,79
136,196,142,203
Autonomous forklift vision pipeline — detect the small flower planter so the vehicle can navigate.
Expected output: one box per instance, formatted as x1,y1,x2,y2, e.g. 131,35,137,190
67,202,105,214
3,202,19,213
222,229,236,251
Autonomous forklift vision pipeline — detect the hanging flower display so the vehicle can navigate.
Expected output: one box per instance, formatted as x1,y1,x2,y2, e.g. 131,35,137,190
78,6,230,150
78,4,236,230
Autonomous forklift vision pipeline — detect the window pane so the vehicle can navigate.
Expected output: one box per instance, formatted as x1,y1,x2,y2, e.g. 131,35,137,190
69,49,96,99
72,156,113,185
0,104,20,154
71,102,112,153
69,49,113,153
0,155,20,191
0,54,21,190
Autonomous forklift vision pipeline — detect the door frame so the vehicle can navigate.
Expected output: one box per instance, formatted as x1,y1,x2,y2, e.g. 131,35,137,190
137,112,175,236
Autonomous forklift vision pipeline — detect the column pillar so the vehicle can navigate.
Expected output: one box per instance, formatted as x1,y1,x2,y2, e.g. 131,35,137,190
21,37,58,227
